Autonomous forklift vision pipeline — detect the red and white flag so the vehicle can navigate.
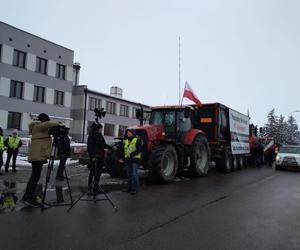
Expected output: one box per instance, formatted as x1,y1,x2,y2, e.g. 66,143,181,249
183,82,202,106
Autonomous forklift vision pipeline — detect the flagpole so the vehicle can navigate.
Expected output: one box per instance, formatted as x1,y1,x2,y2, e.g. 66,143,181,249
178,36,181,105
180,82,185,106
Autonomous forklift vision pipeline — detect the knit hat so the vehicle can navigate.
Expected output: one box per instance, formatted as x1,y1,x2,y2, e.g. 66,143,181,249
37,113,50,122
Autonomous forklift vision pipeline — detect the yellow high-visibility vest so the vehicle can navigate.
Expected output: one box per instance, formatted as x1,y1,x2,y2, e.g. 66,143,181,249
124,137,141,159
0,136,4,151
8,136,21,150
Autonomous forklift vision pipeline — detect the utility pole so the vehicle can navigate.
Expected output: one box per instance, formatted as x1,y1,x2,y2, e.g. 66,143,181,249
179,36,181,105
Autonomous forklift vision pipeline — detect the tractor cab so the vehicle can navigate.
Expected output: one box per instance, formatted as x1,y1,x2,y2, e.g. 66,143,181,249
149,106,193,142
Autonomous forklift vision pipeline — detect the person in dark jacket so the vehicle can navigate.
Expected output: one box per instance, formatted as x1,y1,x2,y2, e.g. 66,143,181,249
4,129,22,172
0,127,4,175
122,129,142,195
87,122,111,194
55,127,71,180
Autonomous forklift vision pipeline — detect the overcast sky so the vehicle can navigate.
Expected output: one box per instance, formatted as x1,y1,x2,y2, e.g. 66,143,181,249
2,0,300,126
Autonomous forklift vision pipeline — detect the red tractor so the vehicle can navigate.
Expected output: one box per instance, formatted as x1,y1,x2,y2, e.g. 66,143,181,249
106,105,210,182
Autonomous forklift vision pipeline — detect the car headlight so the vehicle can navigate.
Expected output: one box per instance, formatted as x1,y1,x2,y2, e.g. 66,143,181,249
276,155,281,161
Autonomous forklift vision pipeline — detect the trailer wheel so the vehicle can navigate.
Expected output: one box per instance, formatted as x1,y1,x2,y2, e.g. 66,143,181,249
232,154,239,171
190,135,210,176
223,150,232,173
149,144,178,183
238,155,245,169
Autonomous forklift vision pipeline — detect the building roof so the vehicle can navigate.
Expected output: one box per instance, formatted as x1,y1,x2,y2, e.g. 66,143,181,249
0,21,74,52
85,87,151,108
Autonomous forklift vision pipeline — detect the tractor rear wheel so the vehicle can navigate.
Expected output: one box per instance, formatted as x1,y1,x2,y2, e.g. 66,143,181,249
149,144,178,183
190,135,210,176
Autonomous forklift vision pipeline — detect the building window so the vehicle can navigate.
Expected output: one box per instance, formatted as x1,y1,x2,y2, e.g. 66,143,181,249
13,49,26,68
36,57,47,74
34,86,45,103
104,123,115,137
7,112,21,130
54,90,64,105
106,101,116,114
89,97,101,111
120,104,129,117
10,80,23,99
132,107,138,118
118,125,127,137
56,63,66,80
0,44,2,62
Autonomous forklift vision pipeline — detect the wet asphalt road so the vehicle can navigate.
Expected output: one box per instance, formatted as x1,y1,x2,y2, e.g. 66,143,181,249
1,166,300,250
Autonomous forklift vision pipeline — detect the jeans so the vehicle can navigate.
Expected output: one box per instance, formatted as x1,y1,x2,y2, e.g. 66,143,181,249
23,161,44,200
126,161,139,192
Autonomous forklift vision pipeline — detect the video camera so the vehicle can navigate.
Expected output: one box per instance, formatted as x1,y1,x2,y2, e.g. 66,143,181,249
94,108,106,122
48,125,69,138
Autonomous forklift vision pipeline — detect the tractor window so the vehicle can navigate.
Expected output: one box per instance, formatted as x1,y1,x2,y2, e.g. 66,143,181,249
165,111,176,138
178,111,191,133
150,111,164,125
165,111,175,126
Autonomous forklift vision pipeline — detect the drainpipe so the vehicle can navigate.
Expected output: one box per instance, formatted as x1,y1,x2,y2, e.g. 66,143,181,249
82,86,88,142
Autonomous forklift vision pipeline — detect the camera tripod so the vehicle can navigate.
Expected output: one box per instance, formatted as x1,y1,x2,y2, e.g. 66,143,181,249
67,158,117,212
41,136,74,211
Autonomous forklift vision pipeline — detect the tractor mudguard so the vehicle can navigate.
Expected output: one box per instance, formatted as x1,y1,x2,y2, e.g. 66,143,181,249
184,128,206,145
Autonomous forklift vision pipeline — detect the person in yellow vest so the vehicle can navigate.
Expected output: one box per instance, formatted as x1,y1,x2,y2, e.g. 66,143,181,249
4,129,22,173
0,127,4,175
123,129,142,195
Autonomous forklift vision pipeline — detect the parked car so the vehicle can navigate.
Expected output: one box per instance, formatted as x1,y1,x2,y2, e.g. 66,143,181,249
275,145,300,170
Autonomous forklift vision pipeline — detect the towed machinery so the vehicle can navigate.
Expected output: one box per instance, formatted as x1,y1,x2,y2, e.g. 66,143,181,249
106,103,251,182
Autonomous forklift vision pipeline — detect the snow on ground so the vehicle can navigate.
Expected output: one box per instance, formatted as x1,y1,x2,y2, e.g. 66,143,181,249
2,152,80,169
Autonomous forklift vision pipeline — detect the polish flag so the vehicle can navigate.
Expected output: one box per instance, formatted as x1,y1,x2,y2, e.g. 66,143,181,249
183,82,202,106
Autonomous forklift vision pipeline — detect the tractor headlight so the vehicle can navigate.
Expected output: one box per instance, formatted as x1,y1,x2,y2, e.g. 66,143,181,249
275,155,281,161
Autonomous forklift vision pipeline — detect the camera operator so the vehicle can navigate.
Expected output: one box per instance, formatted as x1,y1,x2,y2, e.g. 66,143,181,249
22,113,59,207
87,122,111,194
55,127,71,181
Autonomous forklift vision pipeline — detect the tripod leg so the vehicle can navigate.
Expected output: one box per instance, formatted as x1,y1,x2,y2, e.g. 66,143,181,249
67,192,87,212
41,144,57,210
41,157,55,210
64,167,74,204
97,185,118,211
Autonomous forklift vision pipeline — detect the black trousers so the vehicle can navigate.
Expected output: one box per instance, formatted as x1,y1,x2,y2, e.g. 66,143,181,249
88,157,104,191
23,161,44,200
5,149,18,170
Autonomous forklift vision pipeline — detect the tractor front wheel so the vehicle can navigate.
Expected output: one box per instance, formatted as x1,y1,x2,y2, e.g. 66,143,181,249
149,144,178,183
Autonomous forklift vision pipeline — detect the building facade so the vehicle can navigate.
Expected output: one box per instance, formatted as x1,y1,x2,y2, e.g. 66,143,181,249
71,86,150,142
0,22,150,142
0,21,74,135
